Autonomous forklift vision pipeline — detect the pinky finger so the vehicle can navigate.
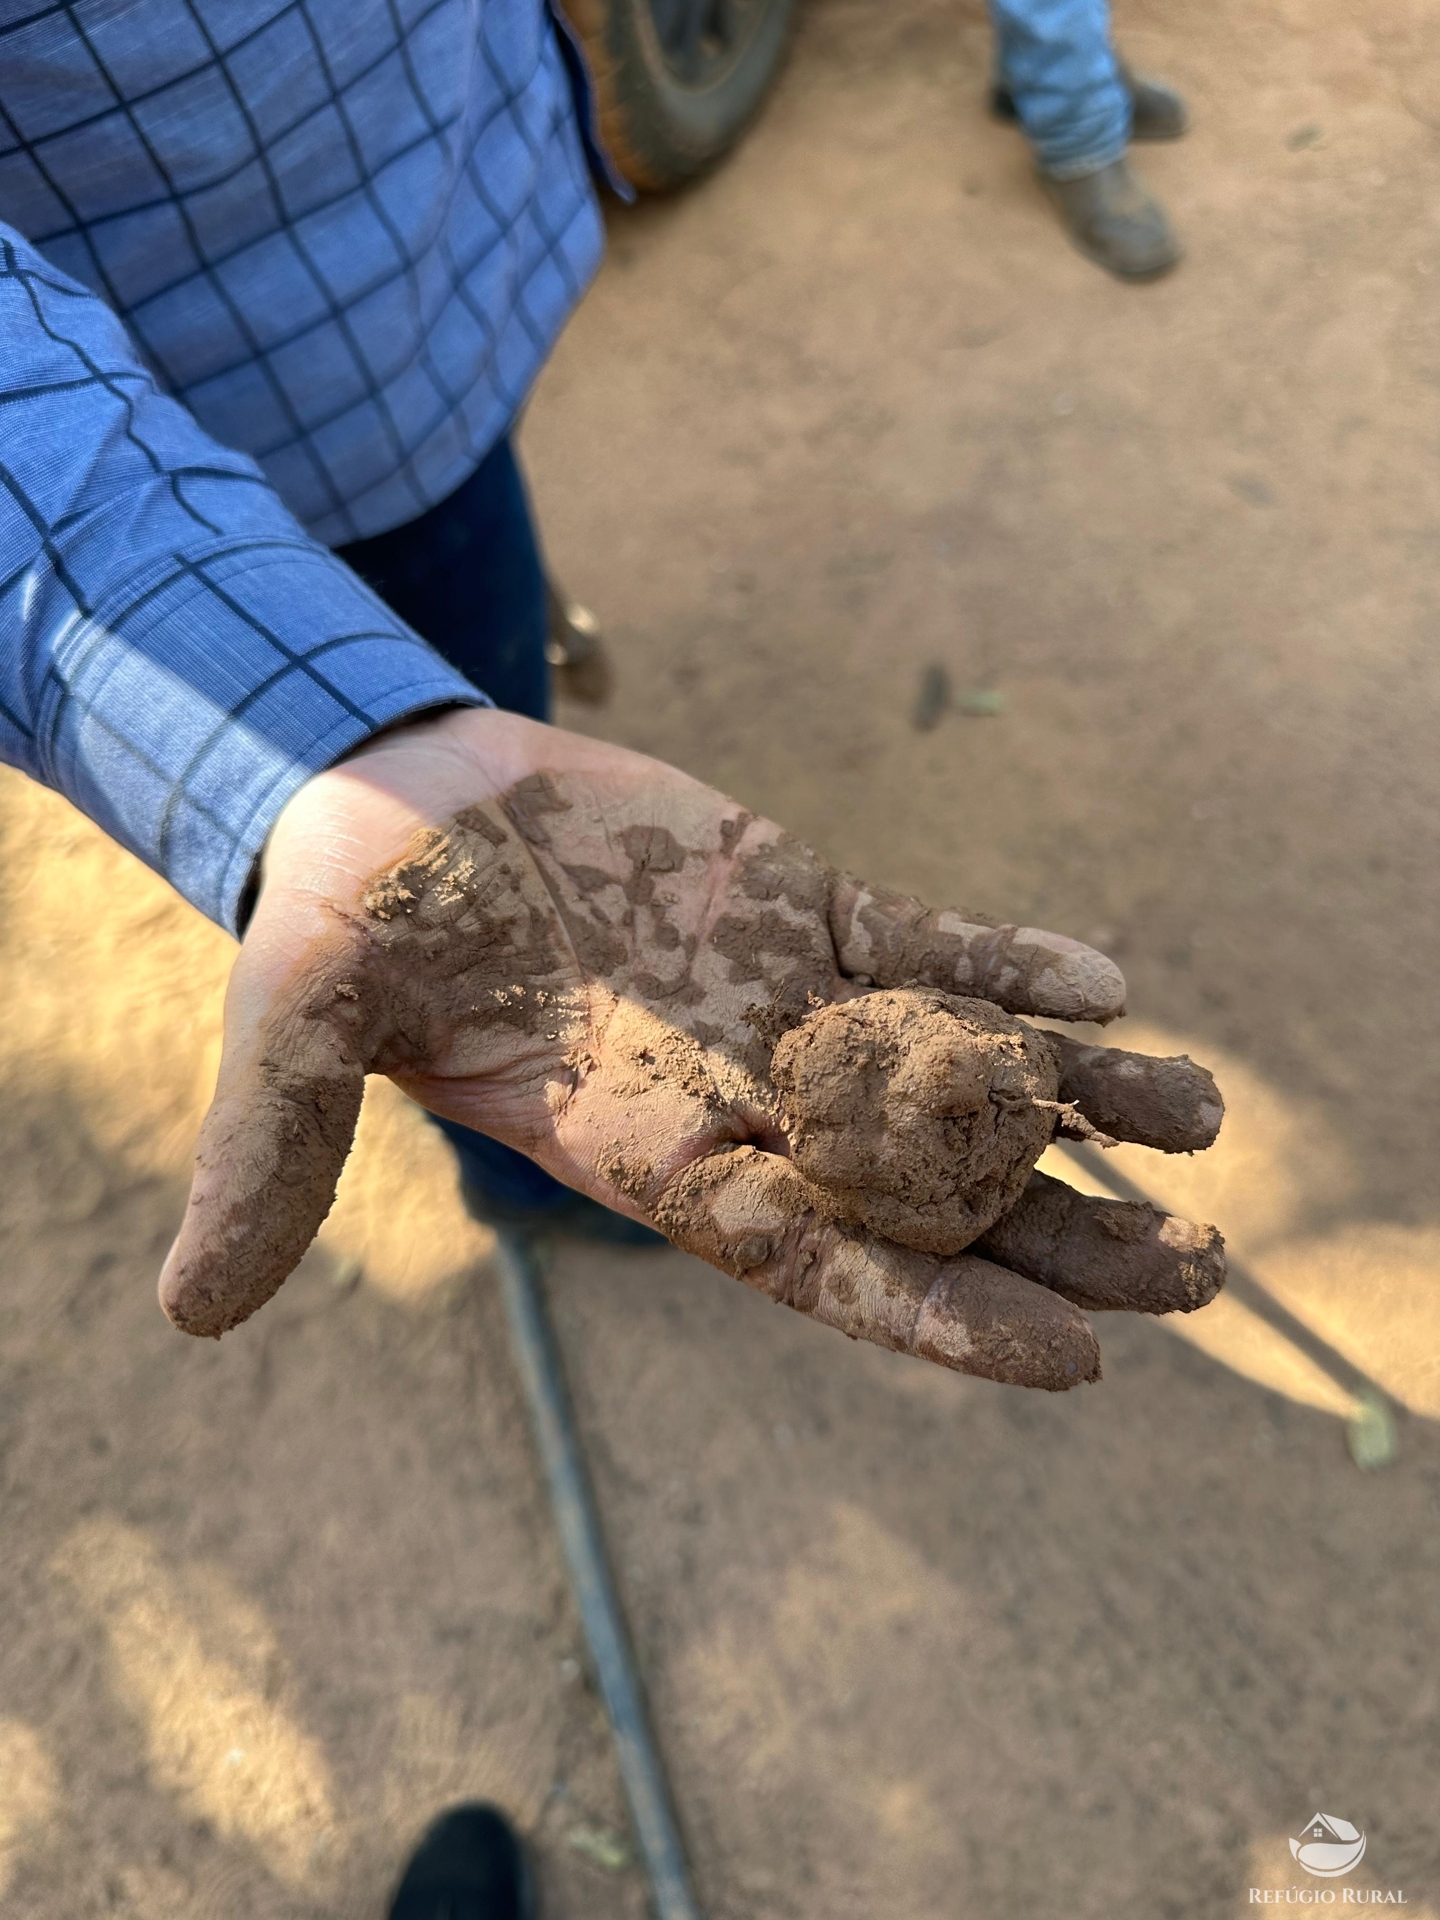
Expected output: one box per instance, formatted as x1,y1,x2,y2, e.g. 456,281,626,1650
912,1254,1103,1389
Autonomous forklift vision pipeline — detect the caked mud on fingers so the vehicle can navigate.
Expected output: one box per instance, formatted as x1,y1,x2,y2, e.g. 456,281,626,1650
977,1171,1226,1314
654,1144,1102,1391
159,1052,366,1338
827,874,1128,1024
1050,1034,1224,1153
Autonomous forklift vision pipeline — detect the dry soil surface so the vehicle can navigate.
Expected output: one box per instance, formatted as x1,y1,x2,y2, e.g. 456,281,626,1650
3,1,1439,1915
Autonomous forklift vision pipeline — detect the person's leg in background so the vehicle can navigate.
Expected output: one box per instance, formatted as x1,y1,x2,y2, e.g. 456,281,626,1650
342,435,553,719
987,0,1187,280
339,436,663,1247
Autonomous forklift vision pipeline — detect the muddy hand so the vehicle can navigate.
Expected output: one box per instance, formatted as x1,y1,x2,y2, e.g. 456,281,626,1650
160,710,1225,1389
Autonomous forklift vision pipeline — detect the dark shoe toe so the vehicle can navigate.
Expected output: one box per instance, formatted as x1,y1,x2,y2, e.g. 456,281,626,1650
1045,158,1181,281
1120,66,1189,141
545,579,613,706
388,1804,535,1920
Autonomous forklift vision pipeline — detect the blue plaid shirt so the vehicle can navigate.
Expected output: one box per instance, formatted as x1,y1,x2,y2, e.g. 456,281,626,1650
0,0,612,933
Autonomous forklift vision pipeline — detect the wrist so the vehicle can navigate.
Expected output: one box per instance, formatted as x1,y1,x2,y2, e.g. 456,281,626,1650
246,707,540,938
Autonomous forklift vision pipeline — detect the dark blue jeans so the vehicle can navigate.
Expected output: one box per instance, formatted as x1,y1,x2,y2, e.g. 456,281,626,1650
339,435,577,1214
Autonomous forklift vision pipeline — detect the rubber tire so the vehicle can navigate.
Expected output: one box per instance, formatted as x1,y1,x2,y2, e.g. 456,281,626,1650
561,0,798,192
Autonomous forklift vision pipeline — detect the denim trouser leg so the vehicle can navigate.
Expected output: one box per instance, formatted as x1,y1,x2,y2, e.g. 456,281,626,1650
989,0,1130,178
338,435,579,1215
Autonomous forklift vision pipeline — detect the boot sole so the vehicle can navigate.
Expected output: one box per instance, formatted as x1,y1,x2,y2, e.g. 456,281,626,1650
1062,231,1183,281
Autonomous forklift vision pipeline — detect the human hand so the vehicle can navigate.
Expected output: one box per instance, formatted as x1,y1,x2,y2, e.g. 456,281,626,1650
159,709,1224,1388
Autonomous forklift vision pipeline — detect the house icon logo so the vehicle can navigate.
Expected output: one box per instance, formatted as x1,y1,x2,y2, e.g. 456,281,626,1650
1290,1814,1367,1878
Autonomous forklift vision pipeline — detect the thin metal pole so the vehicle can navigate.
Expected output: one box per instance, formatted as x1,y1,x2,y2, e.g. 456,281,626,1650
494,1230,705,1920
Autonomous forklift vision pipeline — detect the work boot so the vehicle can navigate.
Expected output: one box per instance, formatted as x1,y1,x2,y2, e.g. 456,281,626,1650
1117,64,1188,140
388,1804,535,1920
545,578,613,706
1043,157,1181,281
989,63,1188,142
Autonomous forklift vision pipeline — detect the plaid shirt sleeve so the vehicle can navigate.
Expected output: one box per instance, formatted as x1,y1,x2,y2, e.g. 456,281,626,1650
0,228,489,937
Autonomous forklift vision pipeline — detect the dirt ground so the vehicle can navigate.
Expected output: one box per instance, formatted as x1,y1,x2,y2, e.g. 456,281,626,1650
2,0,1439,1914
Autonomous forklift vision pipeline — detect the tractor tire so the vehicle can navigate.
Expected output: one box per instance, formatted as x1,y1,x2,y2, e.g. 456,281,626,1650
561,0,798,192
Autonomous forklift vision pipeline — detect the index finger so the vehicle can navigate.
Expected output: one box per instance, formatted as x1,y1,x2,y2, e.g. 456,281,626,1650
828,876,1127,1024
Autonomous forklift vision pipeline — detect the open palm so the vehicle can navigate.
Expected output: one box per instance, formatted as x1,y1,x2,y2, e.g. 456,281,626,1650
161,709,1223,1389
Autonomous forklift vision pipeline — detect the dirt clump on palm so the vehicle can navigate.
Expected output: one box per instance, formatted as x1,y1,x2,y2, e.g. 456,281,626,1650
771,990,1065,1255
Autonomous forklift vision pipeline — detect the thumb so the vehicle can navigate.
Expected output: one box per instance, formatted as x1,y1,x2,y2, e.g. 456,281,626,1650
159,936,370,1338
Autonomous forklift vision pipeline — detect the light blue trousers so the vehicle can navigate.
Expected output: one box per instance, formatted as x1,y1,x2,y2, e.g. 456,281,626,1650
990,0,1130,178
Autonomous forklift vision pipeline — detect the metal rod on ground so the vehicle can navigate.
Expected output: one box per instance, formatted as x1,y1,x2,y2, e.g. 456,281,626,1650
494,1229,705,1920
